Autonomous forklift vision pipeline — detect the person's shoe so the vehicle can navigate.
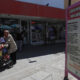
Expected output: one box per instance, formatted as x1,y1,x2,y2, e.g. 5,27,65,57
12,62,16,65
0,67,5,72
6,65,13,69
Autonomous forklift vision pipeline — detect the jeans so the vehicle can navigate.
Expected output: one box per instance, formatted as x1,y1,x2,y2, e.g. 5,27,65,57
17,40,23,51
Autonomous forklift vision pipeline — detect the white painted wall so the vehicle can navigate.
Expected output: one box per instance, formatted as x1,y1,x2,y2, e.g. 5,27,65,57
17,0,64,9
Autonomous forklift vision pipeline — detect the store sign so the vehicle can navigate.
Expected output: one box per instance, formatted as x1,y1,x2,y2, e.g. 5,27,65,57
66,2,80,79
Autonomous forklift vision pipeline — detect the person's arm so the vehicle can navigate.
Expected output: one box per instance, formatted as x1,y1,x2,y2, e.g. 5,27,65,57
9,34,17,49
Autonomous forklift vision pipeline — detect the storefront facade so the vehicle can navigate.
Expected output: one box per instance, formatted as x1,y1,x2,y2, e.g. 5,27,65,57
0,0,65,45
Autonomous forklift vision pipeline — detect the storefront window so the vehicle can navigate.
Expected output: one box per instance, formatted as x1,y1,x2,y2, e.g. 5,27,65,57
46,23,57,43
31,21,45,45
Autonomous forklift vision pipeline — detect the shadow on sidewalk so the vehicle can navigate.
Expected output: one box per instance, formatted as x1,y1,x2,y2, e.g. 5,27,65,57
17,43,65,60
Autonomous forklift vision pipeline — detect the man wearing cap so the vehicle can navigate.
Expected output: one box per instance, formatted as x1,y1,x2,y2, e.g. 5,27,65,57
4,30,17,65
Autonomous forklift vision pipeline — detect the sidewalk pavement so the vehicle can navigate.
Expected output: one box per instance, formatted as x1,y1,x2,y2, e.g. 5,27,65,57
0,52,77,80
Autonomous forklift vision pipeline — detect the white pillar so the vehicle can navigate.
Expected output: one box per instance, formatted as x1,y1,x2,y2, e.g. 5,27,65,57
27,20,30,44
18,19,22,32
29,20,32,44
46,22,48,44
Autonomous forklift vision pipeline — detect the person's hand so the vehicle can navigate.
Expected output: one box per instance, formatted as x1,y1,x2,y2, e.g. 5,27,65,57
1,44,4,48
0,44,4,49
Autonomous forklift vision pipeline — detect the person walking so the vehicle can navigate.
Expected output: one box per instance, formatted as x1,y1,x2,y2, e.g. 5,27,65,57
16,31,23,51
4,30,17,65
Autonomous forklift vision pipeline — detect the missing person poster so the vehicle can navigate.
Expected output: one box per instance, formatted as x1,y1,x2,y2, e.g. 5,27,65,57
67,3,80,78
